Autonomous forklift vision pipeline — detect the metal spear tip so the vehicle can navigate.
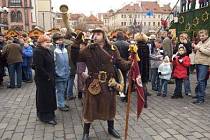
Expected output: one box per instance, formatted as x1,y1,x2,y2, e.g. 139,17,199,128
59,4,69,13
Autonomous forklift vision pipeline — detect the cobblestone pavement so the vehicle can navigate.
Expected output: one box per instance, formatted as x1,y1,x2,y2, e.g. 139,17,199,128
0,74,210,140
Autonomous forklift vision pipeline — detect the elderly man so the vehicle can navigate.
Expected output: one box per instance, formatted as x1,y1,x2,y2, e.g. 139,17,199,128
193,29,210,104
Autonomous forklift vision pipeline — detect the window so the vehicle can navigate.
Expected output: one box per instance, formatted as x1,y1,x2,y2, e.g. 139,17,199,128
121,22,124,26
129,14,132,18
124,22,126,26
9,0,22,6
2,0,6,6
158,15,161,18
17,11,22,22
148,22,151,26
24,0,27,7
10,11,16,22
121,14,123,18
158,22,160,26
124,15,126,18
153,22,156,26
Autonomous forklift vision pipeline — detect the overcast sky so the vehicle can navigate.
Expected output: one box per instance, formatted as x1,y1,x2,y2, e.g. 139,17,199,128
52,0,178,15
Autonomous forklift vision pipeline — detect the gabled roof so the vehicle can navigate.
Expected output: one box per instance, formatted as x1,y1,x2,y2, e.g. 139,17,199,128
85,15,103,24
114,1,171,14
141,1,171,14
70,14,85,20
116,3,142,13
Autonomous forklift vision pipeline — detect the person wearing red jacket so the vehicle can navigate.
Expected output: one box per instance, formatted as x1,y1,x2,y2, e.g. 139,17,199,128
171,45,191,99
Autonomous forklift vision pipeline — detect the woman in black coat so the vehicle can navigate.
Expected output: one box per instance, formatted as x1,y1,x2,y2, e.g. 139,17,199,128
135,33,150,108
33,35,57,125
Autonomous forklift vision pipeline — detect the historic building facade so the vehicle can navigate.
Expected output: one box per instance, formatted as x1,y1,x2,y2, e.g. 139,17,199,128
98,1,172,32
0,0,34,31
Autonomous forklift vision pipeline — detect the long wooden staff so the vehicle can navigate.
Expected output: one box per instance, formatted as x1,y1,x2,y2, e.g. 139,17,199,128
124,68,133,140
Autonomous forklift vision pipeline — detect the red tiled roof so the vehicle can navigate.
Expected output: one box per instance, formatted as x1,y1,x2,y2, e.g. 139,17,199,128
70,14,85,20
115,1,171,14
116,3,142,13
85,15,103,24
141,1,171,14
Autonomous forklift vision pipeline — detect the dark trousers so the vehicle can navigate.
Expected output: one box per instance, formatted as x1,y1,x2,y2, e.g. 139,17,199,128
22,66,32,81
8,62,22,87
151,68,160,91
0,66,4,84
174,78,183,96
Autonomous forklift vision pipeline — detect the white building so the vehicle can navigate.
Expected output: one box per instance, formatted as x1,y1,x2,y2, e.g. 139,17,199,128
98,1,172,32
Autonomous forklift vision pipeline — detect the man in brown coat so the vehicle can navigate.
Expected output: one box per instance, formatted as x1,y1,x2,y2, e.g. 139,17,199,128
74,28,131,140
3,38,23,88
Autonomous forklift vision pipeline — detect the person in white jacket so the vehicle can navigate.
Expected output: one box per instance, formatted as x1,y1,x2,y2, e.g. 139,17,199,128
158,56,172,97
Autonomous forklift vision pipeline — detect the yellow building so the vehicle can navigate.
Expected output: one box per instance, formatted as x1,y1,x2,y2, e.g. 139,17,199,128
36,0,53,30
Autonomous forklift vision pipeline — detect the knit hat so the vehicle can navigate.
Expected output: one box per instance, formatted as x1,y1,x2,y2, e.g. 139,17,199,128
37,35,51,44
52,33,64,43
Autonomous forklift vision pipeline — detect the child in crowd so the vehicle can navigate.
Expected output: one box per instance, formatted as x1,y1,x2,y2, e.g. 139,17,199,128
158,56,172,97
150,38,164,93
171,45,191,99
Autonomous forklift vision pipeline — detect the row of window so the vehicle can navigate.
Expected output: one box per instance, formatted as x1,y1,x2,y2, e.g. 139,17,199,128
5,0,31,7
10,11,23,22
121,14,164,19
121,21,160,26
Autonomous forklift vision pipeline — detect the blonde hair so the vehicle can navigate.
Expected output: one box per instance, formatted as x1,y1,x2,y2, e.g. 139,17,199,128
199,29,209,36
134,33,148,42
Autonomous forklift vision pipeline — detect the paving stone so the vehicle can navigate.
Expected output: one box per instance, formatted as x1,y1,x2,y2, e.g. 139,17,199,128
166,129,179,135
23,135,33,140
0,74,210,140
173,135,188,140
192,132,204,138
145,127,158,136
11,132,23,140
160,131,172,138
0,123,8,129
152,135,165,140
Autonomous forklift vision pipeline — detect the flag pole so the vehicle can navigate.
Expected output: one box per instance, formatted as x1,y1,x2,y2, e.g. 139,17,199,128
124,70,132,140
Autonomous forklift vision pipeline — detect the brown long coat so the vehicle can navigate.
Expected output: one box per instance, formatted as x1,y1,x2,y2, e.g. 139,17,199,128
78,43,130,122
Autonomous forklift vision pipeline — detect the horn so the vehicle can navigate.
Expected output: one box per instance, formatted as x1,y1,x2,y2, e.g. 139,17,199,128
59,4,73,34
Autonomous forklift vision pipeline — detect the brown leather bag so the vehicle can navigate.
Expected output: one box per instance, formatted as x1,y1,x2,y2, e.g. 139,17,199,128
88,79,101,95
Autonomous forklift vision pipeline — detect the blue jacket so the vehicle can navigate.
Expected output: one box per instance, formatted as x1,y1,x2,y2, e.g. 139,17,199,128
22,45,33,67
54,44,70,81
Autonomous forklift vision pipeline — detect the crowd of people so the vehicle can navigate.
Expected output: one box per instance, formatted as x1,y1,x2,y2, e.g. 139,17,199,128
0,28,210,140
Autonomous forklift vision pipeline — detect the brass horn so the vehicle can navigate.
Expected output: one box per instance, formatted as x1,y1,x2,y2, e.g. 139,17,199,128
59,4,73,34
60,4,68,13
